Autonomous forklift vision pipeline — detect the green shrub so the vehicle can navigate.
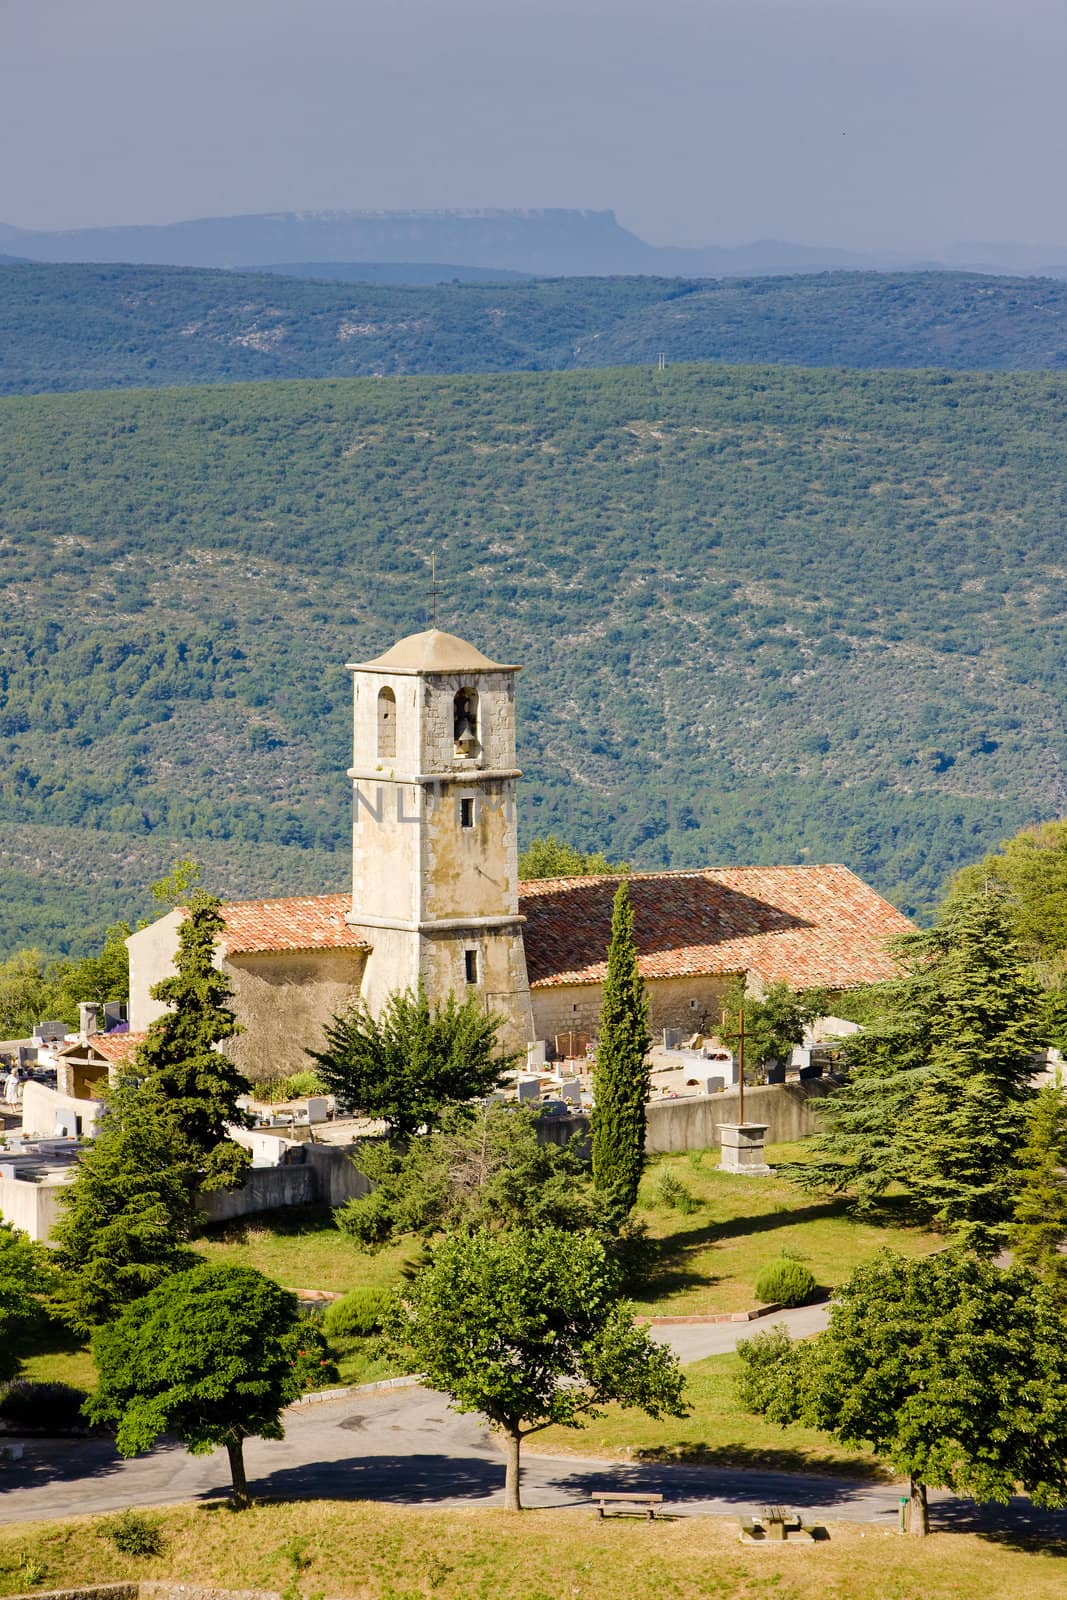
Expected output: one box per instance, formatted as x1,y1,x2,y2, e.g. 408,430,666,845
323,1287,389,1342
651,1169,697,1216
288,1321,341,1391
13,1557,47,1588
754,1258,817,1307
260,1071,327,1104
101,1511,165,1557
0,1380,90,1434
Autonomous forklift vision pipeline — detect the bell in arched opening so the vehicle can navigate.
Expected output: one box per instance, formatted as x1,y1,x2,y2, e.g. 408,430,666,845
453,686,480,758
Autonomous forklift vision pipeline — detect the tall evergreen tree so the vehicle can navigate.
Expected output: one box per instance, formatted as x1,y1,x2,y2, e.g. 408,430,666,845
591,883,651,1223
792,891,1045,1246
137,891,251,1186
1010,1082,1067,1302
52,1073,198,1333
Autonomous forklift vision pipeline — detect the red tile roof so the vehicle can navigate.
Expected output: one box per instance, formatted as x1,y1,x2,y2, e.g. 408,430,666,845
518,865,913,991
82,1031,147,1064
218,894,368,956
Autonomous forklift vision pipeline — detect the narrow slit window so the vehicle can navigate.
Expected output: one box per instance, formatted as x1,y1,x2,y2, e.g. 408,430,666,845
460,796,475,829
377,687,397,758
465,949,479,984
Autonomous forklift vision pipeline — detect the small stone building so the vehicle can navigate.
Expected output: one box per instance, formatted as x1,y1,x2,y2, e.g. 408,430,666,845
127,627,912,1078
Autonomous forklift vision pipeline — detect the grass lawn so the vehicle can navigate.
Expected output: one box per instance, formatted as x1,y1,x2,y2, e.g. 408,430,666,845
530,1349,886,1478
18,1143,942,1395
192,1204,418,1295
0,1501,1064,1600
629,1143,942,1316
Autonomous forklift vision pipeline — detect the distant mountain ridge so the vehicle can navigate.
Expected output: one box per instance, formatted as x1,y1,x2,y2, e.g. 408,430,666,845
6,262,1067,397
0,206,1047,278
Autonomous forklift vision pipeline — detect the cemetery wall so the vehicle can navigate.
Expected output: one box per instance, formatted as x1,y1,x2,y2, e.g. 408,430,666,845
536,1077,836,1153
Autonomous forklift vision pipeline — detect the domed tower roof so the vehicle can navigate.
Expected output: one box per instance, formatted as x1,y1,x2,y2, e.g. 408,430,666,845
348,628,520,674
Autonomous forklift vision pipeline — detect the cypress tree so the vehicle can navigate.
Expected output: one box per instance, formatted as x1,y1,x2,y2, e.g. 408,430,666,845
592,883,651,1223
1010,1083,1067,1302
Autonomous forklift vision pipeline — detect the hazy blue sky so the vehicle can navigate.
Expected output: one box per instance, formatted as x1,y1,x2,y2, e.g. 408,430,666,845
4,0,1066,251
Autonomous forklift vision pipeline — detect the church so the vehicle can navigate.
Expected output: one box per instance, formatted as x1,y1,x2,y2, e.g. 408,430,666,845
126,627,911,1080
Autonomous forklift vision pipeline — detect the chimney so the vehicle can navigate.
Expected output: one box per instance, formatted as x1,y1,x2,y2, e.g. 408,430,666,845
79,1002,102,1039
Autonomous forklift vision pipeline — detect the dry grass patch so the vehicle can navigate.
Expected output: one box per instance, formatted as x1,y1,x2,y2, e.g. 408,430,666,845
0,1501,1064,1600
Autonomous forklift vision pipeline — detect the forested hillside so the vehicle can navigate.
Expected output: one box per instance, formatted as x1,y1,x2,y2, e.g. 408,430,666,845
0,363,1065,954
7,263,1067,398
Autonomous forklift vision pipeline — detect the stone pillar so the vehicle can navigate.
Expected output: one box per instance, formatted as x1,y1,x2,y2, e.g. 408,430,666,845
718,1122,772,1175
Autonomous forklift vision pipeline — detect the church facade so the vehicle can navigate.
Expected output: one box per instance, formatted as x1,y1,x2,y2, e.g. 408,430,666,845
127,628,912,1080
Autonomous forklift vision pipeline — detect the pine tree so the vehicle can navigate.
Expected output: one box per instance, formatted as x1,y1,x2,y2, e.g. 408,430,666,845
52,1073,198,1333
591,883,651,1223
137,891,251,1184
1010,1083,1067,1302
792,891,1045,1245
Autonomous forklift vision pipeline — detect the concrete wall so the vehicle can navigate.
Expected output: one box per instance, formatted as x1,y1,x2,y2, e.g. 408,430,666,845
197,1164,316,1224
126,907,183,1032
21,1079,104,1139
223,949,366,1083
531,973,734,1043
196,1141,369,1224
0,1171,70,1242
536,1078,836,1153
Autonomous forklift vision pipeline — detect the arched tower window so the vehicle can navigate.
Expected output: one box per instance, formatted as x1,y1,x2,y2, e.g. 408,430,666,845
377,687,397,758
453,687,479,757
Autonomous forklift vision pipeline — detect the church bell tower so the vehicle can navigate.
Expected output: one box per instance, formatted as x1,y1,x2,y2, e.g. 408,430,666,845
345,628,534,1049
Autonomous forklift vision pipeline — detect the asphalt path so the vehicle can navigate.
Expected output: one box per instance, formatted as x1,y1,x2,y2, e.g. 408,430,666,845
648,1302,832,1363
3,1380,1066,1539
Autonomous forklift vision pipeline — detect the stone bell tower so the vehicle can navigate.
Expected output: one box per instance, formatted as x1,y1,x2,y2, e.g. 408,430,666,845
345,628,534,1050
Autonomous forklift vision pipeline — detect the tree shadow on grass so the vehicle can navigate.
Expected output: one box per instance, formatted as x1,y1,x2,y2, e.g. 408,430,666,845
629,1440,889,1482
201,1203,339,1244
641,1192,933,1300
937,1502,1067,1543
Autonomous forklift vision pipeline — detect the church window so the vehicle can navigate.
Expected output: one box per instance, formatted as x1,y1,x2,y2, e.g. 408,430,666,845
465,949,479,984
377,687,396,758
453,687,479,756
460,796,475,829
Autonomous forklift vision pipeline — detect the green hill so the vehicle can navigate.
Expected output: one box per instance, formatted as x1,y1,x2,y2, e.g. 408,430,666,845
7,264,1067,398
0,363,1065,954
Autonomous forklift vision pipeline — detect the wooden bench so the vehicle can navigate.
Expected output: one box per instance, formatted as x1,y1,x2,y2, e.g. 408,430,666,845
593,1491,664,1520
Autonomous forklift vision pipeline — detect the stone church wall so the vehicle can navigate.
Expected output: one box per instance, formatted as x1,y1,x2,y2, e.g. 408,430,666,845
531,973,735,1044
222,949,366,1084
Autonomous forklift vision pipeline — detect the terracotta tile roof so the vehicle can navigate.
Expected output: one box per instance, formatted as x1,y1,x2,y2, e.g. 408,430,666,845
83,1031,147,1064
218,894,368,956
518,865,913,991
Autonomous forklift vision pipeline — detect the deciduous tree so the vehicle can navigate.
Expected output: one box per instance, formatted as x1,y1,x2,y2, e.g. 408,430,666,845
335,1103,601,1247
518,835,629,879
309,986,517,1139
389,1226,686,1510
737,1250,1067,1535
87,1263,302,1508
0,1221,48,1381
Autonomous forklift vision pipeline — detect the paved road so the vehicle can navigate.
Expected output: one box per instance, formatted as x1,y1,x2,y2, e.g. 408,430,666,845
649,1303,831,1364
3,1382,1065,1539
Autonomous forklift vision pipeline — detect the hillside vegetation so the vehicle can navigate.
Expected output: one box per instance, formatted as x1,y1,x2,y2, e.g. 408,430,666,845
7,264,1067,397
0,363,1065,952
